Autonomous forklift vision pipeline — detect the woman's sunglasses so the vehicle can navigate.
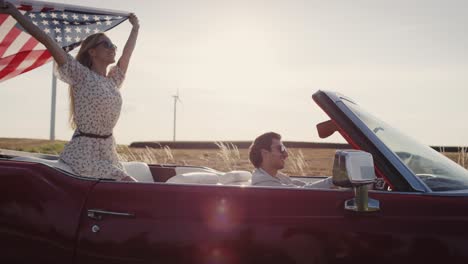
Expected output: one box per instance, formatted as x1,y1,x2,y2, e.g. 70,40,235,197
92,40,117,50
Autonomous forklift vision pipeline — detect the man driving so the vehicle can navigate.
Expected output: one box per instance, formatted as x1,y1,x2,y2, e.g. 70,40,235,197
249,132,334,188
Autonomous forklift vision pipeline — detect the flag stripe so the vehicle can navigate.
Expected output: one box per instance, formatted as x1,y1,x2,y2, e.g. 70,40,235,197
0,48,37,79
0,27,23,57
20,50,51,74
0,36,39,71
0,14,10,25
2,50,51,81
0,15,16,39
0,51,31,78
0,10,26,44
0,55,16,70
0,16,20,55
8,37,41,69
3,31,37,58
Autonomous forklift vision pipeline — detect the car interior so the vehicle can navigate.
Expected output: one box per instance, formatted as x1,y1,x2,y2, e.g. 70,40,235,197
1,150,331,187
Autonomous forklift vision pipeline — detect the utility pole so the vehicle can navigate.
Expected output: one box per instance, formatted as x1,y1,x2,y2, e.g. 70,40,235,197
50,61,57,141
172,90,181,141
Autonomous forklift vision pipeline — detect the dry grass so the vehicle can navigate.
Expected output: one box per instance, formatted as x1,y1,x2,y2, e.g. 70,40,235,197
1,138,466,175
116,145,335,176
117,145,176,164
458,147,467,169
0,138,67,154
443,147,468,170
214,142,241,171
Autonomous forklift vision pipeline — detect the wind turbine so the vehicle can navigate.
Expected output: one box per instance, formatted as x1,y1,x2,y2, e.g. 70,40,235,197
172,89,182,141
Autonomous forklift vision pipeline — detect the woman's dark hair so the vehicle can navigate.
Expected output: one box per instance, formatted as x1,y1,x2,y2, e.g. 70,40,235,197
249,132,281,168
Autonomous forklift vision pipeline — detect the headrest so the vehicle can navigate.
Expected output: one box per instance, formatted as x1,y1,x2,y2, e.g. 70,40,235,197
122,161,153,182
166,172,219,185
219,170,252,184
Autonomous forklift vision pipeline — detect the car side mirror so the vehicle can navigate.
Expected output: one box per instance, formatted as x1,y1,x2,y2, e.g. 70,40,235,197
332,150,380,212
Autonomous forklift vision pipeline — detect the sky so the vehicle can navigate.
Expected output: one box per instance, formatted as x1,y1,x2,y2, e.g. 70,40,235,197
1,0,467,146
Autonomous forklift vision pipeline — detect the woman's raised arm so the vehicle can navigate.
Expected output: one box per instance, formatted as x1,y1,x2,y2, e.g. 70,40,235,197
117,13,139,74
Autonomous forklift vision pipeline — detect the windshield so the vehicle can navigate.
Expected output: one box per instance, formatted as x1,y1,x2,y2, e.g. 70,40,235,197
342,99,468,192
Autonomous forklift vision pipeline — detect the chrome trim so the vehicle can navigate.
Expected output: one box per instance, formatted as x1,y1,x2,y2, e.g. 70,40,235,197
91,225,100,233
87,209,135,220
345,197,380,212
344,185,380,212
370,189,468,197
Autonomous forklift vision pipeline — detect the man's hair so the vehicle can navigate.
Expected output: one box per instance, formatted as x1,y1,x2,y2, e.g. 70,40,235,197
249,132,281,168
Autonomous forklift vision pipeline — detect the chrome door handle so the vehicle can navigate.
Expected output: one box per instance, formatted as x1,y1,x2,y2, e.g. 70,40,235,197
87,209,135,220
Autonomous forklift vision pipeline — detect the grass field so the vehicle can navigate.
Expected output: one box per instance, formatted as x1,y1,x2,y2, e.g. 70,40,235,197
1,138,466,176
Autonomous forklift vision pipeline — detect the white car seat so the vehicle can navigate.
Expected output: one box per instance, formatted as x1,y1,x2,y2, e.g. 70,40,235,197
218,170,252,185
166,172,219,185
166,169,252,186
121,161,153,182
174,166,221,175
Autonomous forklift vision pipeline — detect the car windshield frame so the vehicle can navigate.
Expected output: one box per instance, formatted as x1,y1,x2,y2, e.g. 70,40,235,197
314,91,429,192
339,98,468,192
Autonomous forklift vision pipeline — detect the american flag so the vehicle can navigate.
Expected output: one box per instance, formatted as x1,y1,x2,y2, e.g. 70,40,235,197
0,0,128,82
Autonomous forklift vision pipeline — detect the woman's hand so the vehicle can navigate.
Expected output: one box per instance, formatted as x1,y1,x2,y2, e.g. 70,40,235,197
128,13,140,31
0,1,20,15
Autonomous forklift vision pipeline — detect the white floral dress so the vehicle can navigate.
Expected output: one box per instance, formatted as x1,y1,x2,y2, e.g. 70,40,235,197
54,54,128,180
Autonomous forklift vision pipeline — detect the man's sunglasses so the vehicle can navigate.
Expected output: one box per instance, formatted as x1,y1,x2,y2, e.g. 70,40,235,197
271,144,287,154
92,40,117,50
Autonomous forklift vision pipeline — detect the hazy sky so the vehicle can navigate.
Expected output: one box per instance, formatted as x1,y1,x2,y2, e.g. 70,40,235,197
1,0,467,145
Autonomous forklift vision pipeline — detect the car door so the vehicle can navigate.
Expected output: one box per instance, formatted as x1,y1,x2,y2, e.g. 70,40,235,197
0,160,97,263
76,178,468,264
76,181,234,264
76,180,356,264
359,190,468,263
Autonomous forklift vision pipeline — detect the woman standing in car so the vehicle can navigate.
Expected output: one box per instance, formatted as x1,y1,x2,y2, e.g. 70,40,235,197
1,2,139,181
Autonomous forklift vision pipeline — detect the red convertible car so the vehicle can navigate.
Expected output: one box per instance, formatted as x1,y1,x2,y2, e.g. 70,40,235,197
1,90,468,264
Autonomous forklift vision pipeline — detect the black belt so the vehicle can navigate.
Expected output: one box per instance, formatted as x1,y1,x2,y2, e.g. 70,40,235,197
72,130,113,139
